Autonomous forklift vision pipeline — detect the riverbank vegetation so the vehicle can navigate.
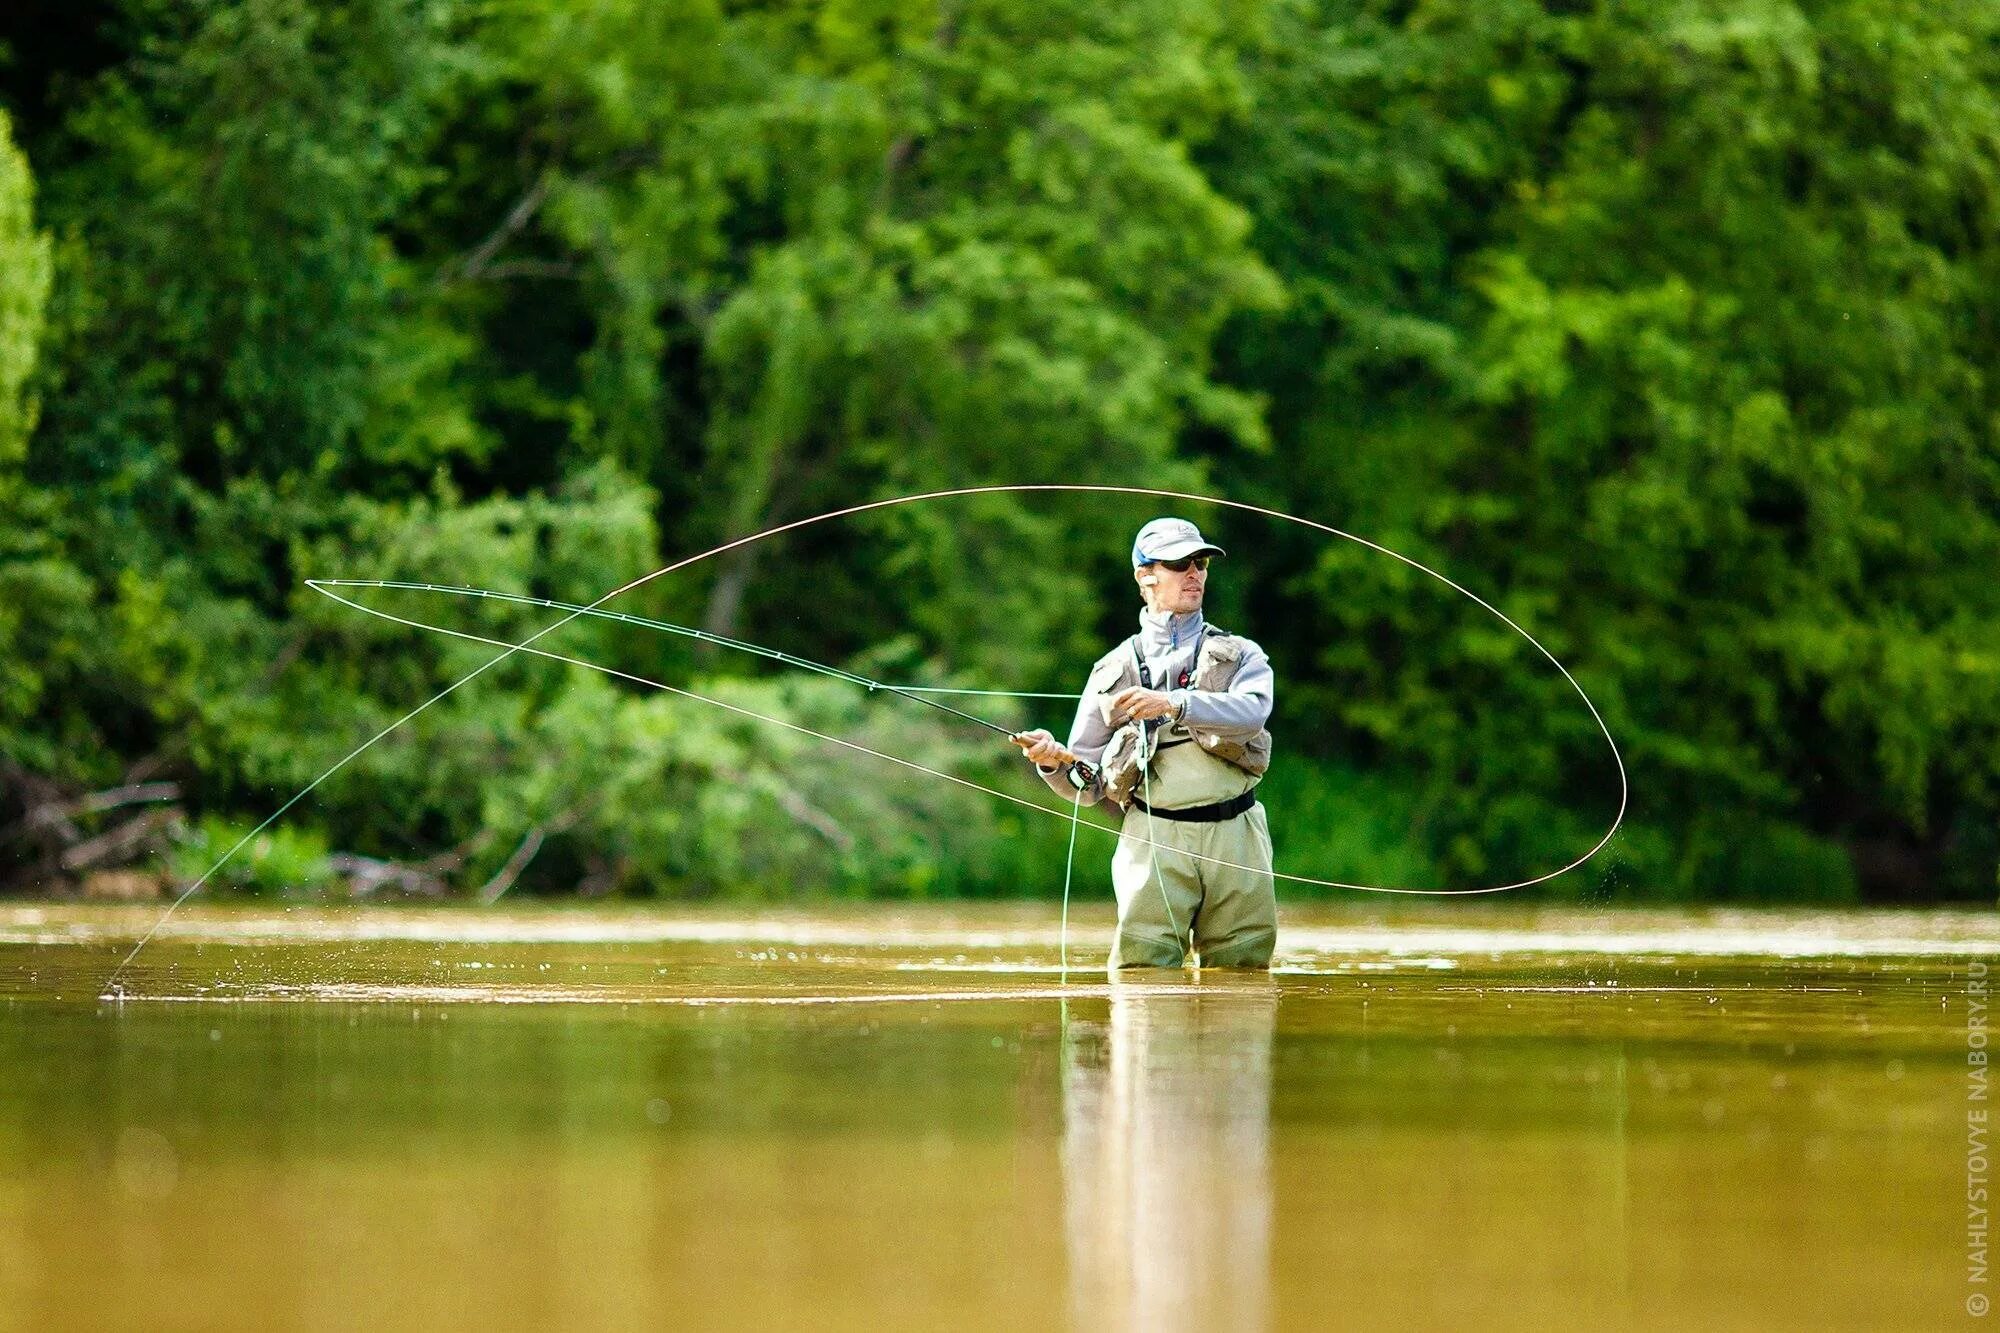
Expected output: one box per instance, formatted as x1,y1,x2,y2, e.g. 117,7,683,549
2,0,1995,903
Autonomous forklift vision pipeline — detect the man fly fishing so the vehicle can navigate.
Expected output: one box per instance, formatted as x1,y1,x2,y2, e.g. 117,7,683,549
1011,518,1277,970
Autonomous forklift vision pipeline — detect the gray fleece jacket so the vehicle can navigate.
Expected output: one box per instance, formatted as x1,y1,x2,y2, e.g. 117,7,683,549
1038,608,1274,807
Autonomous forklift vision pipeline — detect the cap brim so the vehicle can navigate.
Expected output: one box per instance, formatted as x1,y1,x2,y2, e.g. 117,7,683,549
1142,538,1225,562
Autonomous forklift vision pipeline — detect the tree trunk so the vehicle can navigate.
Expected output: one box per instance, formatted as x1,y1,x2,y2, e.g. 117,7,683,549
700,541,764,646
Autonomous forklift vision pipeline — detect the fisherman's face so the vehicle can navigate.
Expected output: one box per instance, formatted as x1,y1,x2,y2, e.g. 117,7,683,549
1136,558,1208,614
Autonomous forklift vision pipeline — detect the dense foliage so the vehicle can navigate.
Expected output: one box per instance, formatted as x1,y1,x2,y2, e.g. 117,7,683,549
2,0,1995,904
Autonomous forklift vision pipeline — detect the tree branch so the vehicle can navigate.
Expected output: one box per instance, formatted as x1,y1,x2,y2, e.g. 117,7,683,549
476,806,586,904
71,783,182,819
326,853,449,899
478,259,579,282
714,763,855,852
59,809,181,873
437,170,555,286
875,3,963,212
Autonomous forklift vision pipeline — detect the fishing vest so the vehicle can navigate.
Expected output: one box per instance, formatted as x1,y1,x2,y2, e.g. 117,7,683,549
1086,627,1272,809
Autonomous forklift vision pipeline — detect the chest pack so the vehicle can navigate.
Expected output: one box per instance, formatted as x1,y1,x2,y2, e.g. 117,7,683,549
1086,626,1273,809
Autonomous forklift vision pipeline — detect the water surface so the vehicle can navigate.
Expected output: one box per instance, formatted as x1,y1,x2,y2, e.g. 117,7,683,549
1,903,1987,1330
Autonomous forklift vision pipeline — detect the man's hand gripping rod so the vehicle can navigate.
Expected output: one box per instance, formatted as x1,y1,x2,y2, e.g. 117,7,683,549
1009,733,1099,793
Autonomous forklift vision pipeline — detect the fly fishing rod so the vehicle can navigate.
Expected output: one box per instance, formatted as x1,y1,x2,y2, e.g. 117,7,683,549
309,579,1103,789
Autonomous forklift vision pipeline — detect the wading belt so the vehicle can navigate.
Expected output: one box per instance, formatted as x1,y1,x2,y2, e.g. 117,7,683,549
1128,789,1257,823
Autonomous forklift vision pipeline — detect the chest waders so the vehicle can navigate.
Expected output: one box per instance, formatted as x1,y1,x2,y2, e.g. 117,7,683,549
1090,625,1275,971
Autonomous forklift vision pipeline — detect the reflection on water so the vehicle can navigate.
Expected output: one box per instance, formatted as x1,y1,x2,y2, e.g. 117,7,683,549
1064,979,1277,1330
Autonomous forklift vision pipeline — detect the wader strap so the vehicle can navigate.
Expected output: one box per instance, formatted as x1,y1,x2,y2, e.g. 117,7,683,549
1128,789,1257,823
1131,626,1212,747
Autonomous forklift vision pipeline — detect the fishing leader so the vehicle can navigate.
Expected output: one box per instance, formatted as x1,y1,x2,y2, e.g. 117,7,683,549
1011,517,1277,970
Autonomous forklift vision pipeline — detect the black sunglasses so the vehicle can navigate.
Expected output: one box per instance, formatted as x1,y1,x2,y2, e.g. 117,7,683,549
1151,555,1211,573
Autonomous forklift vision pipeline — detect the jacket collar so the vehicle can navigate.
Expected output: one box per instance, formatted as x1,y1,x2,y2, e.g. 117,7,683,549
1137,607,1205,654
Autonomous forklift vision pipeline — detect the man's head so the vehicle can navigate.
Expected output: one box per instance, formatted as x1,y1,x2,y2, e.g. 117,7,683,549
1131,517,1224,614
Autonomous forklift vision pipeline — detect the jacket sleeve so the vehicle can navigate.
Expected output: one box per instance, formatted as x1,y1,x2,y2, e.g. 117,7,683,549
1037,663,1117,806
1168,637,1273,739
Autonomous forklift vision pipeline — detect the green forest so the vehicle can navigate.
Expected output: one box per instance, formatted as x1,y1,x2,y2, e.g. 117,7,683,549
2,0,1996,905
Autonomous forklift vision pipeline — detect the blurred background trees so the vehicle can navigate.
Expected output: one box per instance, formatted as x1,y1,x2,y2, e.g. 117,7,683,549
1,0,1994,904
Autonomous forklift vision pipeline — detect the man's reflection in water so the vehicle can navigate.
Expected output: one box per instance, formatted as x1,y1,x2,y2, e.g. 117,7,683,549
1062,977,1278,1331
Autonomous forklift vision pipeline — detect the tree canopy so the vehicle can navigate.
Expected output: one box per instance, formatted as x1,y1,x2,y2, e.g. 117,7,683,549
2,0,1995,904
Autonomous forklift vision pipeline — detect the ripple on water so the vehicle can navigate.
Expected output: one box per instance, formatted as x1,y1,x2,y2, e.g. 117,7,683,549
121,981,1224,1006
8,904,1998,959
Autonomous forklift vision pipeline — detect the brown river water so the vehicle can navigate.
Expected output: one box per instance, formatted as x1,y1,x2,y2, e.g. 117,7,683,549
0,901,1992,1330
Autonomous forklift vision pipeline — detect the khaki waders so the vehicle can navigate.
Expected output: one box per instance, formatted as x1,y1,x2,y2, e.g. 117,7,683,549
1040,607,1280,972
1107,743,1277,971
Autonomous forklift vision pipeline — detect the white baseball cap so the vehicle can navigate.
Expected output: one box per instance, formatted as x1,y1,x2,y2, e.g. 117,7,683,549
1131,516,1225,566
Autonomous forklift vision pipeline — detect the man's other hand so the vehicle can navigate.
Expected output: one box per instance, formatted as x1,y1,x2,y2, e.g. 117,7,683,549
1108,687,1175,722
